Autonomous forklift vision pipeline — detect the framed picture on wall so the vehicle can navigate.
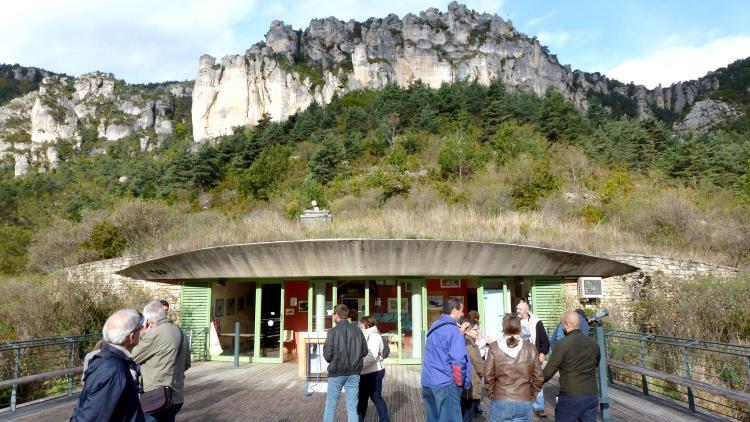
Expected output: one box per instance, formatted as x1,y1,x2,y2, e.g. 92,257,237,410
387,298,408,313
440,279,461,288
226,298,236,315
299,301,309,312
215,299,224,317
285,308,294,316
428,295,444,309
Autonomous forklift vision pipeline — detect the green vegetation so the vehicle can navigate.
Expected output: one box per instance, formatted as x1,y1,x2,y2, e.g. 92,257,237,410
0,75,749,281
0,64,49,105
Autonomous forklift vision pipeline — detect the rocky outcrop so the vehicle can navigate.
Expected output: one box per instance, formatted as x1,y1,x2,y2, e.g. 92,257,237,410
0,72,192,176
191,2,730,142
673,99,742,136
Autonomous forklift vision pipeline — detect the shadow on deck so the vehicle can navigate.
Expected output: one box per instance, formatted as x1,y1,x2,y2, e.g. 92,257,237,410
6,362,724,421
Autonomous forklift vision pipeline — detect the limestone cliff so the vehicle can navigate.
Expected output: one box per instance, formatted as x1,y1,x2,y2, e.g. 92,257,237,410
0,72,192,175
191,2,725,142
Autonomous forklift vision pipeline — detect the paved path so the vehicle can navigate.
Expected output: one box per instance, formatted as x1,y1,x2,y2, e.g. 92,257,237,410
4,361,722,421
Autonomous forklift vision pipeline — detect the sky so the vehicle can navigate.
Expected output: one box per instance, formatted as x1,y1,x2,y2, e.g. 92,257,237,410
2,0,749,88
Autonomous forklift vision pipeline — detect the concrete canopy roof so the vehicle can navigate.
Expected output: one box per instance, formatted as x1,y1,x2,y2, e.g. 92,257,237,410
117,239,638,281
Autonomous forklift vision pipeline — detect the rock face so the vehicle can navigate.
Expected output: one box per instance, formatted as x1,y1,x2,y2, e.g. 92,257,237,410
191,1,727,142
0,72,192,175
673,99,742,136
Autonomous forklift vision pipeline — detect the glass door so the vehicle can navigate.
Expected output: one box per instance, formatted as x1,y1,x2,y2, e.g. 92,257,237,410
253,282,284,363
480,279,509,340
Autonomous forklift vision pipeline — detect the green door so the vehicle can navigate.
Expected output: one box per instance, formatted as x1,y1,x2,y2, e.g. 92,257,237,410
180,281,212,360
531,279,564,334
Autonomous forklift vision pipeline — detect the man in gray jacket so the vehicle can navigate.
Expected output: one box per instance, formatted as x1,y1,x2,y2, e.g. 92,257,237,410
132,300,191,422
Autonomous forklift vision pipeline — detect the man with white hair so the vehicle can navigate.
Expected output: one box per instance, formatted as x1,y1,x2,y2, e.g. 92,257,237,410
132,300,191,422
71,309,145,421
516,300,551,418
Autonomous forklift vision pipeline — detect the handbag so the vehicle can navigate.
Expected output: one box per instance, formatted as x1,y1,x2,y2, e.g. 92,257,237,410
139,326,184,414
140,385,173,414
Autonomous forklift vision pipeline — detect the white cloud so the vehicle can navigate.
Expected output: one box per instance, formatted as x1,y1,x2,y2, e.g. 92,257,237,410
0,0,257,83
536,30,571,48
526,11,555,28
606,35,750,88
0,0,505,83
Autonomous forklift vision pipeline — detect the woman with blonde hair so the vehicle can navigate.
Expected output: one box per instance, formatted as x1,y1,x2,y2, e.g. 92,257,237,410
484,314,544,421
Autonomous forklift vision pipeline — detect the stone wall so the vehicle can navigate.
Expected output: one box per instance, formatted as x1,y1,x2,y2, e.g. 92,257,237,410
562,253,739,327
65,256,182,318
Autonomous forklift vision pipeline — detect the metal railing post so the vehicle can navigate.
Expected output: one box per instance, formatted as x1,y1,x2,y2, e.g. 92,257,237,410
639,338,649,396
234,322,240,367
11,346,20,412
67,339,76,397
596,326,611,422
683,345,696,413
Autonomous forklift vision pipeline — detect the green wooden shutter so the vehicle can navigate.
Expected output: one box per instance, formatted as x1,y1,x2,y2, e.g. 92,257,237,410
531,279,564,334
180,281,211,360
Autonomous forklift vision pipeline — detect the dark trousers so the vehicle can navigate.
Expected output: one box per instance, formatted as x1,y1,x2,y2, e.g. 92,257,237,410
144,403,183,422
555,394,598,422
358,369,390,422
460,397,478,422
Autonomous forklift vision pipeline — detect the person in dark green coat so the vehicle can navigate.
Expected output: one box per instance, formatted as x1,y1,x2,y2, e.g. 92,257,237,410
543,311,600,422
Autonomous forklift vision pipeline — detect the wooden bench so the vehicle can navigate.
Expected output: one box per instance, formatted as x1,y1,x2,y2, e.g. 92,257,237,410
607,359,750,410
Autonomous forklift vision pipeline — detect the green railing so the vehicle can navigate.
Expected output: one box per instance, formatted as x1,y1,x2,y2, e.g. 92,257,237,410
602,329,750,420
0,334,100,412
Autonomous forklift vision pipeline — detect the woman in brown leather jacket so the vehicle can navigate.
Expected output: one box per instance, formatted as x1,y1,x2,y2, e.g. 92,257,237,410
484,314,544,422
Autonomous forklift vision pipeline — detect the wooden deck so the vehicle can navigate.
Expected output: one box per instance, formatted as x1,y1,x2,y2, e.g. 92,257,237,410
4,361,724,421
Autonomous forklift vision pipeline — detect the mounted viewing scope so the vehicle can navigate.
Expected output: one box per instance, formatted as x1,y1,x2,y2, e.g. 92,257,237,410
588,309,609,325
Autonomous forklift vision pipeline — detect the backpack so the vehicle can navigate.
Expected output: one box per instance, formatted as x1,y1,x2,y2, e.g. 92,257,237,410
380,335,390,359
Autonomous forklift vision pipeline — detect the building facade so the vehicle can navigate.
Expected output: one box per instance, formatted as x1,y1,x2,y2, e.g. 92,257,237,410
118,239,637,365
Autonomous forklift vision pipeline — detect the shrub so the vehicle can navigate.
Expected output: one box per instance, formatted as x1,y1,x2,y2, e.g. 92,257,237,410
85,221,127,259
0,225,32,274
437,133,485,181
240,146,292,200
510,159,562,210
309,137,347,184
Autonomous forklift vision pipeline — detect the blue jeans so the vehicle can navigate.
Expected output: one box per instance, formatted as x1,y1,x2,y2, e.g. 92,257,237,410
422,384,462,422
555,394,598,422
358,369,389,422
533,389,545,411
490,399,532,422
144,403,183,422
325,374,360,422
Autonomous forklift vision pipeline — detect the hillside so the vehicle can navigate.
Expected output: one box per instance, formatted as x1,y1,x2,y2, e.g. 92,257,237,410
0,3,748,278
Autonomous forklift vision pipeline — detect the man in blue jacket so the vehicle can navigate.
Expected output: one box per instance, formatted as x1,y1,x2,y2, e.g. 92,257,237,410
71,309,145,422
421,297,472,422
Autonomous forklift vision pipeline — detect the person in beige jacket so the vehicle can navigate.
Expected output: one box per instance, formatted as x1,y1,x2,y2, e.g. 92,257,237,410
132,300,191,422
357,316,390,422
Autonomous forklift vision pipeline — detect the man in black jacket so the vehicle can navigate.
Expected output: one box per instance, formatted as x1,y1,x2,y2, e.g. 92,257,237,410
71,309,145,422
543,311,601,422
323,304,368,422
516,301,551,418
